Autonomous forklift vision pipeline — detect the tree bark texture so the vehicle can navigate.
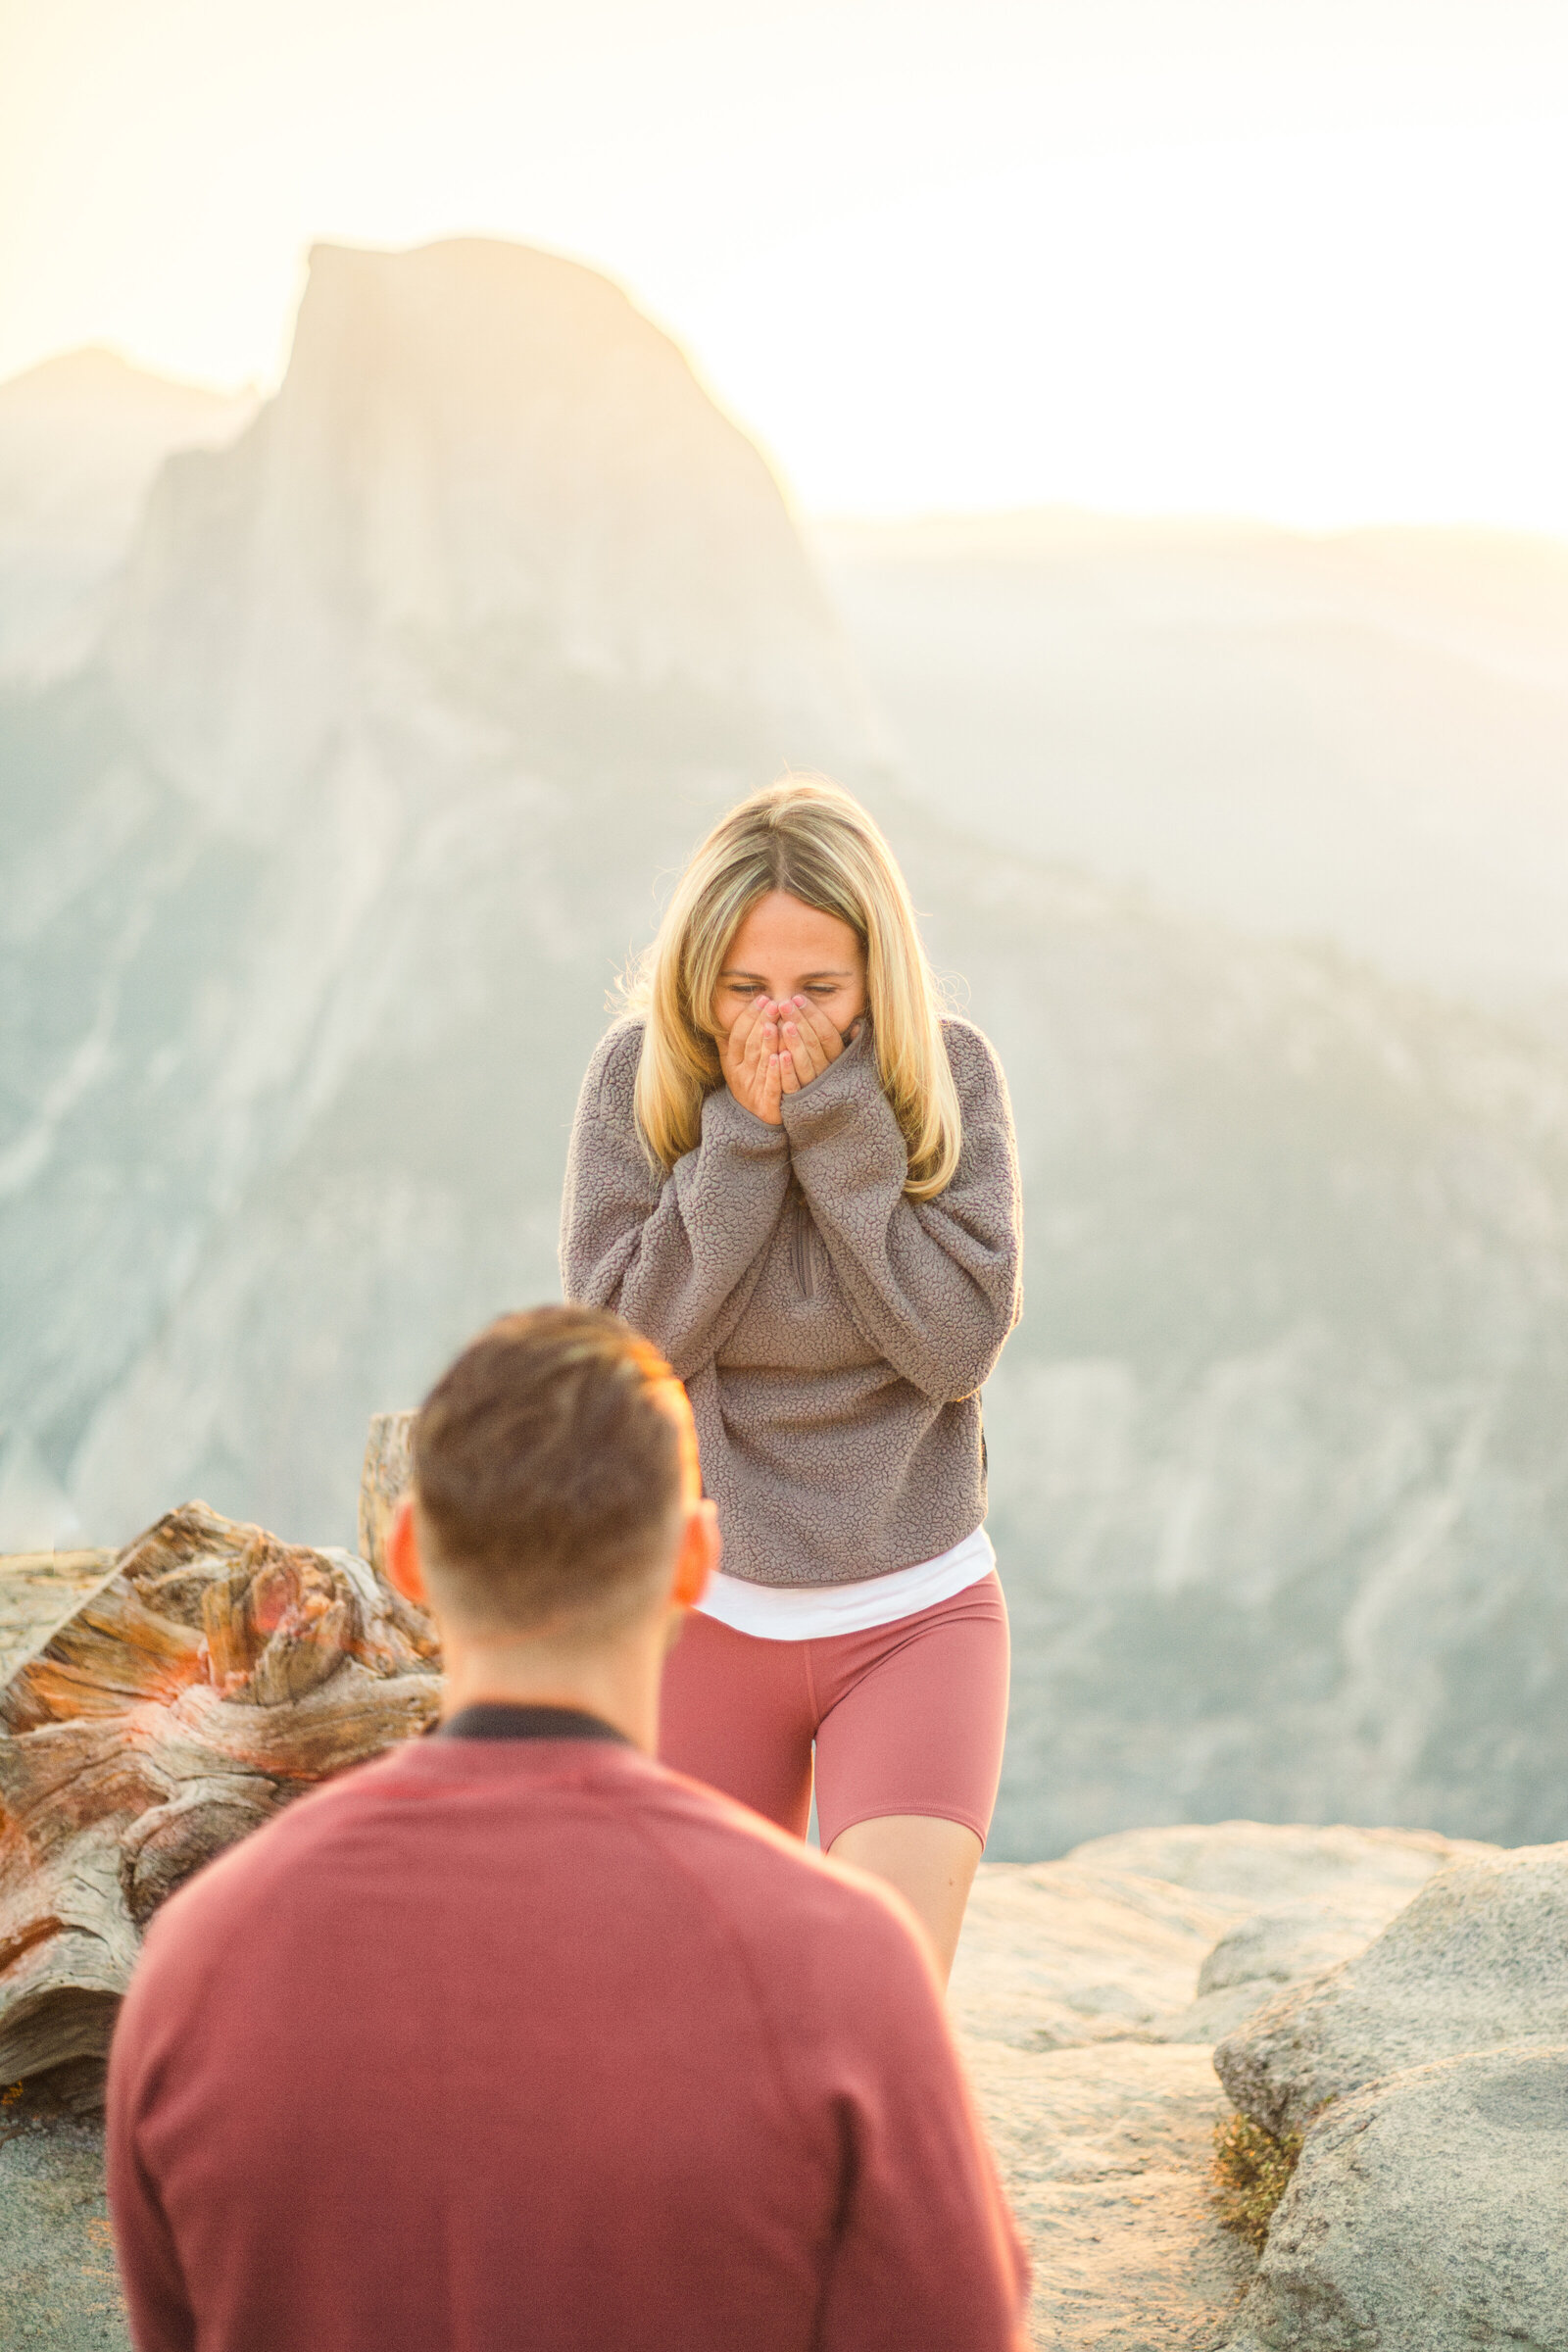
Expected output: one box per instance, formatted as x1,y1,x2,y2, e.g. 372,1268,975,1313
359,1410,415,1579
0,1500,439,2089
0,1551,116,1683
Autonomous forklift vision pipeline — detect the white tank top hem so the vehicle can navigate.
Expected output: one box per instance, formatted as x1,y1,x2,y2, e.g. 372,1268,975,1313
695,1525,996,1642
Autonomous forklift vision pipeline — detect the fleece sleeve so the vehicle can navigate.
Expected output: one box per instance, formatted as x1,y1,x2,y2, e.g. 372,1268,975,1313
106,1995,197,2352
559,1021,792,1380
779,1020,1022,1403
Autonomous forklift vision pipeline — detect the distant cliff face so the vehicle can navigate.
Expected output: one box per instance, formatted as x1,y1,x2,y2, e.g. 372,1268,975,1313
3,238,1567,1858
0,349,253,683
107,239,871,830
0,237,882,1565
915,851,1568,1856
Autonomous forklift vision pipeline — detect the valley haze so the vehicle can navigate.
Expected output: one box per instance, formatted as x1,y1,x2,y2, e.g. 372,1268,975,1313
2,236,1565,1862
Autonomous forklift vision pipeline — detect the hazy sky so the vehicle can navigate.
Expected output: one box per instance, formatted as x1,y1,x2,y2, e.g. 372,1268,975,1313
4,0,1568,525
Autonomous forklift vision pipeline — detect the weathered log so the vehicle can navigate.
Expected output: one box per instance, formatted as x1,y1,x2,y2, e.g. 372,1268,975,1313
0,1501,440,2090
0,1550,117,1683
359,1410,416,1578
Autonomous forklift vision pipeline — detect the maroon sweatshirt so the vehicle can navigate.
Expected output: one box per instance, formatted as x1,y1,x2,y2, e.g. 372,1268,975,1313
108,1709,1029,2352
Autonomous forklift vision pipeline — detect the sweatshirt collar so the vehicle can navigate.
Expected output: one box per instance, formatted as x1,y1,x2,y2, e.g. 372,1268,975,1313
435,1702,630,1746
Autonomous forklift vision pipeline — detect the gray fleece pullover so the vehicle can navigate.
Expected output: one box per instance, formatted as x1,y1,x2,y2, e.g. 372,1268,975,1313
559,1016,1023,1588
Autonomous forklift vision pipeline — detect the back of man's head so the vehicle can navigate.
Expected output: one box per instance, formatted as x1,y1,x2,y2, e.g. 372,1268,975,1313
412,1305,687,1637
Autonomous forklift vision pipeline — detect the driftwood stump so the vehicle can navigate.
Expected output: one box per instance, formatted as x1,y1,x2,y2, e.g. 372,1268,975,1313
0,1498,440,2091
359,1410,416,1578
0,1551,116,1683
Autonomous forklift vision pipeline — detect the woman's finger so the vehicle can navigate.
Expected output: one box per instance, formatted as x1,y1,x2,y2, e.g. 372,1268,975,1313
725,993,764,1075
724,997,754,1062
740,1004,773,1079
779,1011,818,1087
789,997,844,1074
796,995,846,1063
748,1016,779,1107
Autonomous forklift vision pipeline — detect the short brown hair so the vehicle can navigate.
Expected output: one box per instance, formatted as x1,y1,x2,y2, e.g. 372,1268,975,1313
412,1305,687,1632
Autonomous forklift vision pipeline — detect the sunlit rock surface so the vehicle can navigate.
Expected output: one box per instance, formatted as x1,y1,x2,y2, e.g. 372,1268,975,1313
1216,1842,1568,2138
1226,2047,1568,2352
949,1822,1489,2350
0,2114,127,2352
1216,1841,1568,2352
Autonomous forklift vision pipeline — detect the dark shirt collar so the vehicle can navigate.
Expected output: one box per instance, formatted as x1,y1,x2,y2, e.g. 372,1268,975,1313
435,1701,631,1746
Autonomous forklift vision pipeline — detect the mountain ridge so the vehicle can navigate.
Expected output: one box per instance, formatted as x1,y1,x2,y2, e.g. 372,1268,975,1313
0,351,255,685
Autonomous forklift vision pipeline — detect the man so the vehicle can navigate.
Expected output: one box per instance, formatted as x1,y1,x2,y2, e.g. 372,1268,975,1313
108,1305,1029,2351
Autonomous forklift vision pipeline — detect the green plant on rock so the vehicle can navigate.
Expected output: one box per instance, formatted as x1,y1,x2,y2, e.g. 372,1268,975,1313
1212,2110,1303,2250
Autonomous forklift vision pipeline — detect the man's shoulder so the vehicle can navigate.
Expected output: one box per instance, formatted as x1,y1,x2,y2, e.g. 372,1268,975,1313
125,1744,936,2026
639,1762,939,1990
130,1747,405,1976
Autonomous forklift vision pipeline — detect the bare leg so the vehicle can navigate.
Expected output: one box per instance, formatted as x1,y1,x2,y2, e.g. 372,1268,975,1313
829,1813,983,1984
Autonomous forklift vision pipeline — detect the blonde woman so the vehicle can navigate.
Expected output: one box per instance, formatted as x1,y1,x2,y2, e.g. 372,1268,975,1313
560,778,1021,1978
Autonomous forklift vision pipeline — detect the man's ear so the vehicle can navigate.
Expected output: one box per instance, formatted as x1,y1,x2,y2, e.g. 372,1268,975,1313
670,1497,720,1610
385,1494,428,1607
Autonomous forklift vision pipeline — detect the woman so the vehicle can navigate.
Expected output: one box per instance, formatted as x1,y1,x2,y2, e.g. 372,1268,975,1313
560,777,1021,1978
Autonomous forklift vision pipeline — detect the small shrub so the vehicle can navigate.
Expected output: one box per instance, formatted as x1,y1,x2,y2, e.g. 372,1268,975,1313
1211,2110,1302,2250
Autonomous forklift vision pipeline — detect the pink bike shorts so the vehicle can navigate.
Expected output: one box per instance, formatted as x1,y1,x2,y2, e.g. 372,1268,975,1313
658,1571,1009,1852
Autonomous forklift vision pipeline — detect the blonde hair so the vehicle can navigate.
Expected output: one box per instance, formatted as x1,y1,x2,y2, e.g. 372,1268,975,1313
625,777,961,1200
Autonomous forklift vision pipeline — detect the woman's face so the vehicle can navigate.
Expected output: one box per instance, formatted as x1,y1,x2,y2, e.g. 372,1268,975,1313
714,890,868,1041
